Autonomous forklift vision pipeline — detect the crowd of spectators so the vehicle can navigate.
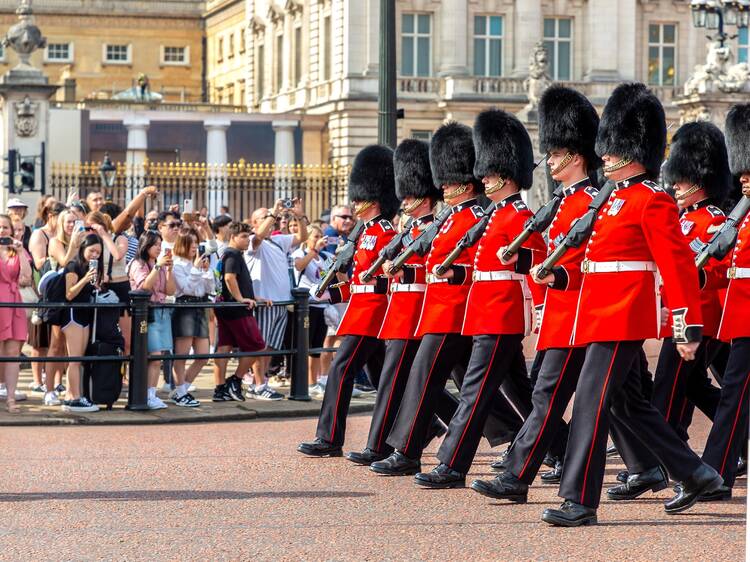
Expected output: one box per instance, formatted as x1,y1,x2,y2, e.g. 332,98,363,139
0,189,360,414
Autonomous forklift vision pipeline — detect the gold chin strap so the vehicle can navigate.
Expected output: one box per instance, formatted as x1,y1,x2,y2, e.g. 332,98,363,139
401,197,425,214
676,184,701,201
484,177,506,195
354,201,374,216
550,152,574,176
603,157,633,173
443,183,469,201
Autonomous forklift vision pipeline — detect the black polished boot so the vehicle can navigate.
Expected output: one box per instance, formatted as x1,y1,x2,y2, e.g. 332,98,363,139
414,463,466,489
542,501,597,527
699,484,732,502
664,464,724,514
606,445,619,458
489,447,510,472
540,460,563,484
616,470,629,484
542,453,558,469
370,451,421,476
345,448,389,466
470,471,528,503
607,466,668,500
297,438,343,457
737,457,747,478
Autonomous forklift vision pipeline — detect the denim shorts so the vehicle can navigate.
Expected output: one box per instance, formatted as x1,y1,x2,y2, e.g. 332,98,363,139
148,308,174,352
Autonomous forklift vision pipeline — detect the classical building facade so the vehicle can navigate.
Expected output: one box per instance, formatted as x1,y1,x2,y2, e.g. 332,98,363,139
243,0,750,165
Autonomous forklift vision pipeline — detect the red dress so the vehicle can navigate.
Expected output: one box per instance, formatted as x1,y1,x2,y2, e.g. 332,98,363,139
718,212,750,341
0,254,28,342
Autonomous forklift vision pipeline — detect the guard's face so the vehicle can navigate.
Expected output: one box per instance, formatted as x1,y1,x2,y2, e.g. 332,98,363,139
601,154,633,181
741,173,750,196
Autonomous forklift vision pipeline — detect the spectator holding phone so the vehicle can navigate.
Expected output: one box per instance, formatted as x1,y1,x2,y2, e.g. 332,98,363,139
0,214,32,413
49,209,86,269
170,229,213,407
128,231,175,410
61,233,104,413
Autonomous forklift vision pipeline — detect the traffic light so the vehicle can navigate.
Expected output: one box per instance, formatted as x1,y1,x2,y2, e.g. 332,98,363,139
14,158,35,191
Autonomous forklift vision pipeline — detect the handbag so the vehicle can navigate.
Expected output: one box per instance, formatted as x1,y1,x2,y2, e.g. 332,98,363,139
19,285,38,319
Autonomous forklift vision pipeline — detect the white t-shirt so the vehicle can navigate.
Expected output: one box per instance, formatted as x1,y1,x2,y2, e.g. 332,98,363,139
291,247,331,308
245,233,296,301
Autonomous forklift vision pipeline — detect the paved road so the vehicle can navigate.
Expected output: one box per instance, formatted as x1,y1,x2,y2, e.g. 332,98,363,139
0,413,744,561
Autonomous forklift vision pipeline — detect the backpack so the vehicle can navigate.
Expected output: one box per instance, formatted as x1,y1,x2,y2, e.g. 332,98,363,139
37,269,66,324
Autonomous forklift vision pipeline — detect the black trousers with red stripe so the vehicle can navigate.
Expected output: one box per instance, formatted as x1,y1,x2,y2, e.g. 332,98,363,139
366,339,459,454
559,341,703,509
316,335,384,447
505,347,586,484
437,334,525,474
702,338,750,489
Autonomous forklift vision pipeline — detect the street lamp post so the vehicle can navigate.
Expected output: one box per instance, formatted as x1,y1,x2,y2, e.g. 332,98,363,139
99,152,117,189
378,0,397,149
691,0,750,47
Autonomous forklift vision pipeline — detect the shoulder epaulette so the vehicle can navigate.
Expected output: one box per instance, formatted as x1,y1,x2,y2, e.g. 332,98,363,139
470,205,485,218
584,186,599,198
512,200,529,212
642,180,664,192
706,205,725,218
377,219,394,231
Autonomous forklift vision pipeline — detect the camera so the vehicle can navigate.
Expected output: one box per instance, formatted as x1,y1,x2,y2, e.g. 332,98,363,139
283,198,294,209
0,237,14,246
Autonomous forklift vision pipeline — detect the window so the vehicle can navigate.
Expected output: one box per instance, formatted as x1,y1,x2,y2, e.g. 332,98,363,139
45,42,73,63
401,13,431,76
412,130,432,141
257,44,265,99
322,15,332,81
294,25,302,86
739,27,748,63
543,18,572,80
276,34,284,91
240,29,246,54
103,44,130,64
226,83,235,104
161,46,188,65
217,37,224,63
228,33,235,59
648,23,676,86
473,15,503,77
238,79,246,105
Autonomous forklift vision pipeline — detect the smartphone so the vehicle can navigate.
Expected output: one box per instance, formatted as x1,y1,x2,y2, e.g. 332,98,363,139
88,258,99,284
198,243,206,256
165,248,172,258
74,220,85,232
0,237,13,246
184,199,194,213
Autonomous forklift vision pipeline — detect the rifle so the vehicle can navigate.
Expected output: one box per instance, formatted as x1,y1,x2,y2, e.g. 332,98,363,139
434,201,496,275
388,205,453,274
361,218,414,282
500,184,566,262
314,220,366,298
536,180,617,279
694,195,750,269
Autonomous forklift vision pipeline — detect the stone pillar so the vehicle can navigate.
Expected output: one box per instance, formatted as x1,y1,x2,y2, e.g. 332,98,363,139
583,0,633,81
204,118,231,217
123,116,149,203
512,0,542,77
364,0,379,75
438,0,469,76
272,119,298,200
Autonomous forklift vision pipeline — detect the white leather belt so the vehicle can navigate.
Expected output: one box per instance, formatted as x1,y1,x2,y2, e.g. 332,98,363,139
728,267,750,279
350,285,376,294
426,274,449,284
391,283,427,293
472,270,526,282
582,260,657,274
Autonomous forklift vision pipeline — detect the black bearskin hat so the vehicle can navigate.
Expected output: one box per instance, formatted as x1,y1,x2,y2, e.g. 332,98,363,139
663,121,731,203
725,103,750,176
394,139,442,202
539,85,602,175
595,82,666,178
429,122,483,192
348,144,400,218
473,109,535,190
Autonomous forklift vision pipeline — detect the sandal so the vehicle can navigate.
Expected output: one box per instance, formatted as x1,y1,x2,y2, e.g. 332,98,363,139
6,398,20,414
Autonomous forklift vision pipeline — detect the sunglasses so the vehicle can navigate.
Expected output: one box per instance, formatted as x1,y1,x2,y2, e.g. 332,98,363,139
335,214,354,220
165,222,182,229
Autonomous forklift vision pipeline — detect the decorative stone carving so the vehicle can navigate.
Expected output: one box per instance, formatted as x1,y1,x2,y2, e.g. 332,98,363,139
13,95,38,137
2,1,46,70
684,41,750,95
523,42,552,112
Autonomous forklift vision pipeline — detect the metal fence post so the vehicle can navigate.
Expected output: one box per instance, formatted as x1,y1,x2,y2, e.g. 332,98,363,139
288,287,311,401
127,290,150,410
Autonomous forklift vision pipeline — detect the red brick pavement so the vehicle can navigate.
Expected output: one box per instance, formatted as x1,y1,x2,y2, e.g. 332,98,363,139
0,412,744,560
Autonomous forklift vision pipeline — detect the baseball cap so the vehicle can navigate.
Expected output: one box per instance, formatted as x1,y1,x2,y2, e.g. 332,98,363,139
6,198,28,209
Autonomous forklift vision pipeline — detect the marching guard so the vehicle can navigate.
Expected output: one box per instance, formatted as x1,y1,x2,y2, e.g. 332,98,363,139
297,145,399,457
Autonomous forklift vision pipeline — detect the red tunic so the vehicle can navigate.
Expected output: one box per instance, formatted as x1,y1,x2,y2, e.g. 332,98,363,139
718,212,750,341
462,194,546,336
659,201,728,339
414,199,485,336
571,176,703,346
336,217,396,337
378,213,433,340
536,181,598,350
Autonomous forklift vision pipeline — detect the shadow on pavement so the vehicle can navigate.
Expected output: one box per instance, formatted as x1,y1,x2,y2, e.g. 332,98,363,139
0,490,374,502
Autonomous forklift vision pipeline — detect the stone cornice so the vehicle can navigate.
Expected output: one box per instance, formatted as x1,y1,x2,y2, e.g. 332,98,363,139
0,0,205,18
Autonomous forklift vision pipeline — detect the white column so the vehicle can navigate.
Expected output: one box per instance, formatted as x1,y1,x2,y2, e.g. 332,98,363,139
584,0,629,81
438,0,469,76
512,0,542,77
204,118,231,216
272,119,298,200
364,0,379,75
123,116,149,200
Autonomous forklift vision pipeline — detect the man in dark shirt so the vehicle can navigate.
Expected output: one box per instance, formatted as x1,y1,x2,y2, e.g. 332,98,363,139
213,222,265,402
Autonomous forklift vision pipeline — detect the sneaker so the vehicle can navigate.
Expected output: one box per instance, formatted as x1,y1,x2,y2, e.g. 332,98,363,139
226,376,245,402
160,383,173,394
212,385,233,402
12,391,27,401
172,393,200,408
309,383,325,398
354,383,376,394
28,383,47,394
147,395,168,410
188,384,196,392
55,384,66,394
247,385,285,401
44,391,61,406
62,397,99,413
351,386,364,399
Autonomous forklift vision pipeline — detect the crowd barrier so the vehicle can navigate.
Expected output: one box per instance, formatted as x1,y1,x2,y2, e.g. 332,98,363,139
0,287,324,409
